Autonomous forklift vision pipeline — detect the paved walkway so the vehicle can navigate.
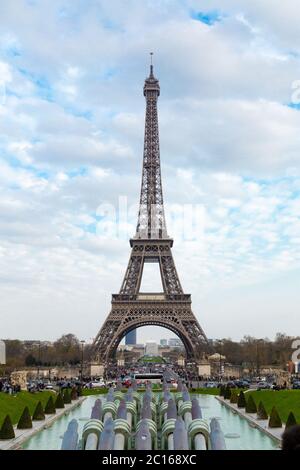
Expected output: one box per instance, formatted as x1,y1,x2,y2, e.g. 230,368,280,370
216,396,283,446
0,396,86,450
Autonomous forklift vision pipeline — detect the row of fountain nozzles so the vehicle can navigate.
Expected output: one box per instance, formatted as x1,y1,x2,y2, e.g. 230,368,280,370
61,380,226,450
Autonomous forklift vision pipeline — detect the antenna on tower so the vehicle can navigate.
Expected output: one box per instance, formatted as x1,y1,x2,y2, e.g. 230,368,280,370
150,52,154,76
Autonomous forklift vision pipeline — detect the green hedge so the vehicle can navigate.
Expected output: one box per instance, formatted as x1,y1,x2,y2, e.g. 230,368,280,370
237,390,246,408
230,390,239,404
257,401,268,420
246,395,257,413
44,396,56,414
286,411,297,428
0,415,15,439
17,406,32,429
55,393,65,409
70,388,78,400
32,401,45,421
63,389,71,404
268,406,282,428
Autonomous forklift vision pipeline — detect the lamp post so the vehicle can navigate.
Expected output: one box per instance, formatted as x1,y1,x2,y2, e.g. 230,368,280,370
219,342,223,380
256,339,263,378
256,341,259,377
37,341,41,381
80,340,85,384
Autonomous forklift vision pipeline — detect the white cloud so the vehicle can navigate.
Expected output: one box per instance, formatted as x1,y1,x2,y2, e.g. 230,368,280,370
0,61,12,84
0,0,299,342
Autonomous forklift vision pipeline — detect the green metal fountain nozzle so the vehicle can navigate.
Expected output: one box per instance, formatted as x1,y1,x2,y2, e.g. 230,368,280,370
61,419,78,450
210,418,226,450
82,419,104,449
135,419,152,450
191,398,202,419
173,416,189,450
98,417,115,450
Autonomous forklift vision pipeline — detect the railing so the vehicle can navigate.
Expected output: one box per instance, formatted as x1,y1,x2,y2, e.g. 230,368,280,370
112,293,191,302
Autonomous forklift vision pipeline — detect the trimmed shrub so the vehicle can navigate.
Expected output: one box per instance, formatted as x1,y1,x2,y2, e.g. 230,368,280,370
237,390,246,408
257,401,268,420
230,391,238,404
0,415,15,439
224,387,231,400
44,396,56,414
268,406,282,428
70,388,78,401
63,389,71,404
286,411,297,428
77,386,82,397
245,395,257,413
55,393,65,409
17,406,32,429
32,401,45,421
219,385,226,397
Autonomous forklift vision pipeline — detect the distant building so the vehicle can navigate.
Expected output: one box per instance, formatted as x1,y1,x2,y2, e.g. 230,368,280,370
145,341,158,356
168,338,184,348
0,340,6,365
125,330,137,345
22,340,52,349
160,339,168,346
117,344,144,359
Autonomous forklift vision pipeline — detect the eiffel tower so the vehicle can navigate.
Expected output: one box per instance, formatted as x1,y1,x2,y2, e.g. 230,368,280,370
93,57,209,365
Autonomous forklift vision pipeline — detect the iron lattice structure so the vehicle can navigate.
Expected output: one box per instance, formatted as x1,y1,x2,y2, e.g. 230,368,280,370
93,63,209,364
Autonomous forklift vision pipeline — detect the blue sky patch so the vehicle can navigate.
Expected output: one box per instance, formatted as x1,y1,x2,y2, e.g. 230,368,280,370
101,66,119,80
18,67,54,101
67,167,88,178
63,106,93,121
4,45,21,58
287,102,300,110
190,10,223,26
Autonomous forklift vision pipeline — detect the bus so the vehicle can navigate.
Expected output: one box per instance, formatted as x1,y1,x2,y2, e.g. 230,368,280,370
133,373,163,385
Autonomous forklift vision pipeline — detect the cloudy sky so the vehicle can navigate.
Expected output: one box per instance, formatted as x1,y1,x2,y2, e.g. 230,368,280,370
0,0,300,345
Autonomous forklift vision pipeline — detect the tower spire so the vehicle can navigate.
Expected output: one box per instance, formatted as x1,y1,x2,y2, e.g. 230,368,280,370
136,58,167,239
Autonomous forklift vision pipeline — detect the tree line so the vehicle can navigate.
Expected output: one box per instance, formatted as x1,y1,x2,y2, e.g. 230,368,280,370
212,333,295,370
2,334,94,373
1,332,296,374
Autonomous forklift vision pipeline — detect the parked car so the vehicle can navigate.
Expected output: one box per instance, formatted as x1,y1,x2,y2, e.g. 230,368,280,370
226,381,238,388
44,384,55,390
84,380,106,389
204,381,218,388
57,381,72,389
257,381,272,390
292,381,300,389
122,379,132,388
234,380,250,389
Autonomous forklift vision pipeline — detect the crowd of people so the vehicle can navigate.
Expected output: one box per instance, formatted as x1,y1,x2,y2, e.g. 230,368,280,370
0,379,21,395
2,363,300,450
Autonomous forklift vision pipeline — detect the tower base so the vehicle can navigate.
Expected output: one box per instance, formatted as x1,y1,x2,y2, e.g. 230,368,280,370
93,295,209,364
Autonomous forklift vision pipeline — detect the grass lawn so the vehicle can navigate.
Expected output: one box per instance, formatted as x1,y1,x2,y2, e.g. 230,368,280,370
246,390,300,423
82,388,171,395
81,388,108,396
83,387,222,396
189,387,220,395
0,391,55,426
